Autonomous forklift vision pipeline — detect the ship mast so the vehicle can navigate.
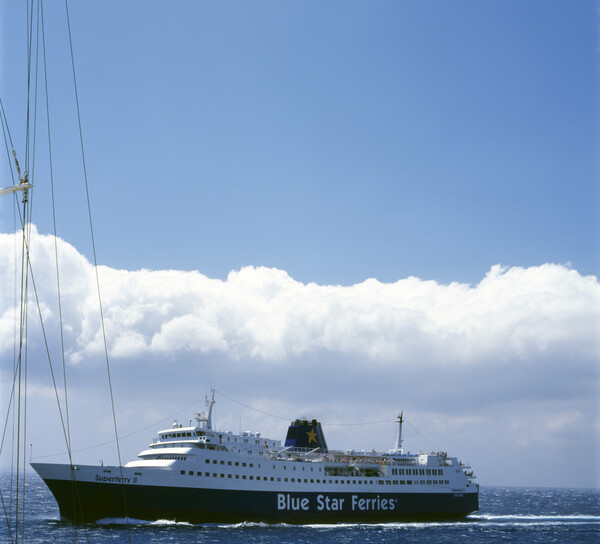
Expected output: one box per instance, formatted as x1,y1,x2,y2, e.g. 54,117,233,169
393,412,404,453
194,389,216,429
205,389,216,430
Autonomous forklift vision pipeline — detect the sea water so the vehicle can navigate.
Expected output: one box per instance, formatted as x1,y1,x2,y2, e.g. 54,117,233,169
1,472,598,543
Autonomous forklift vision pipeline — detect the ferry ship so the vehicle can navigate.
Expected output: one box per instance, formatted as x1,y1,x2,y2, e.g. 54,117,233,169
32,391,478,523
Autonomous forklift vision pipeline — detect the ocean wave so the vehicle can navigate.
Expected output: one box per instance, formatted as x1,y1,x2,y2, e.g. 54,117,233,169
471,514,600,522
95,517,192,527
217,521,275,528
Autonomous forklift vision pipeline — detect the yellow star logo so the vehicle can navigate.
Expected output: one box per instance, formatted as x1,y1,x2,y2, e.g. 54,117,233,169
306,428,317,444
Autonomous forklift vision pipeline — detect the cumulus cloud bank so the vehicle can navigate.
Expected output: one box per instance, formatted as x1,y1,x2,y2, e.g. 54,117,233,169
1,227,598,372
1,227,599,486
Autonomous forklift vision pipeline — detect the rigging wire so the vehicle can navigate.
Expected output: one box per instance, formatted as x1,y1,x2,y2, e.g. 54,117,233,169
404,419,442,453
33,400,203,460
63,1,132,538
0,1,90,540
41,0,72,458
0,0,36,538
0,95,19,544
41,2,89,539
0,97,16,157
214,389,395,426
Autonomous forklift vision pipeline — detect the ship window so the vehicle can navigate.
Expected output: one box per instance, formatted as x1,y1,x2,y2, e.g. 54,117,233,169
304,479,308,483
250,464,254,468
235,475,239,479
213,473,217,477
213,460,217,464
242,475,246,480
400,480,405,485
197,472,201,476
291,478,295,482
271,477,274,481
228,474,232,478
249,476,254,480
221,474,225,478
427,480,431,485
205,459,209,464
335,480,338,484
393,481,398,485
180,470,185,475
220,461,224,465
284,478,288,482
242,463,247,467
189,471,193,475
235,462,239,466
228,461,232,466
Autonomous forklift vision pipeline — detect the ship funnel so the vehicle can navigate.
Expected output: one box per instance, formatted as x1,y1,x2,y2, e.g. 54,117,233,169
284,419,328,452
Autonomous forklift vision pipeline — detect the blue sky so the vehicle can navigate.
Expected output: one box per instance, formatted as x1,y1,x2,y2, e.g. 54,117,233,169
2,0,597,284
0,1,598,489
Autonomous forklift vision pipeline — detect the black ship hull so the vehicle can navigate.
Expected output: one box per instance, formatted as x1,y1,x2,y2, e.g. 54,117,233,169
40,477,478,524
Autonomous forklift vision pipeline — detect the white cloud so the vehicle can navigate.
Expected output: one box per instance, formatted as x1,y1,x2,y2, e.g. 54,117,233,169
1,227,598,372
1,226,599,486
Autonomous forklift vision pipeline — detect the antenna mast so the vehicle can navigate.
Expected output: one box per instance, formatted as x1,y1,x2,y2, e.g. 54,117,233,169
194,389,216,430
393,412,404,453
